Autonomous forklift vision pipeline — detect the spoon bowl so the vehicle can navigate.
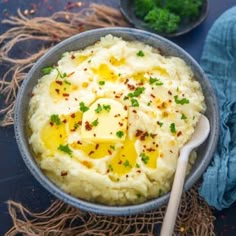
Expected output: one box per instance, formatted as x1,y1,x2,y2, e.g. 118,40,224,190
160,115,210,236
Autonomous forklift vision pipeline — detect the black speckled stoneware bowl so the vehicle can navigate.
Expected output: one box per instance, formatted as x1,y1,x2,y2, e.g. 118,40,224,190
14,27,219,216
120,0,209,37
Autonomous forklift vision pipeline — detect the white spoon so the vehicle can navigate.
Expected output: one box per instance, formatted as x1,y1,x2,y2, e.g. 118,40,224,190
160,115,210,236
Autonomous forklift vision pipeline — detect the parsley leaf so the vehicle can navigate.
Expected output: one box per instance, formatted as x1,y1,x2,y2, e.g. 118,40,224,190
79,102,89,112
116,131,124,138
137,50,145,57
149,77,163,86
140,153,149,164
108,164,114,172
92,119,99,127
123,160,132,168
131,98,139,107
157,121,163,127
128,87,145,98
50,114,61,125
174,95,189,105
170,123,176,133
56,68,67,78
41,66,53,75
58,144,72,156
98,81,105,85
110,145,115,150
95,104,102,113
103,104,111,112
181,114,187,120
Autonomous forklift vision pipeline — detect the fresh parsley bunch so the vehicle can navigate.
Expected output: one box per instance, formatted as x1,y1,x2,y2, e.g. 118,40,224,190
134,0,203,34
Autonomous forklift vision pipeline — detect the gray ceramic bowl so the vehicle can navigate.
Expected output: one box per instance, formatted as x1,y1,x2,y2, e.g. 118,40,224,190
14,27,219,216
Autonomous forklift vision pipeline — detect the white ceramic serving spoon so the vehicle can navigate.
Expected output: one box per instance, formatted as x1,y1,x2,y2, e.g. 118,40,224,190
160,115,210,236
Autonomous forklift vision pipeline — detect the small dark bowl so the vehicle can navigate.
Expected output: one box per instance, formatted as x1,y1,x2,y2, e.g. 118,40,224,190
120,0,209,37
14,27,219,216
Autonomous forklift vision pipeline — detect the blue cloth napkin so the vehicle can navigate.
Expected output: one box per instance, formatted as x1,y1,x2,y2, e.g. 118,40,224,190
199,6,236,210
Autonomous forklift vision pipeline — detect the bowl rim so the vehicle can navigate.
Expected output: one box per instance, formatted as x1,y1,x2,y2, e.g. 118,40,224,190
119,0,209,37
14,27,219,216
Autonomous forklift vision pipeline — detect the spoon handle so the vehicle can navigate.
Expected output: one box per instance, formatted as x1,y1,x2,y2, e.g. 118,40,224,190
160,148,190,236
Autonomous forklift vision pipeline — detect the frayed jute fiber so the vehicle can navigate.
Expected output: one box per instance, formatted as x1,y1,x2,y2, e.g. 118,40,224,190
1,4,215,235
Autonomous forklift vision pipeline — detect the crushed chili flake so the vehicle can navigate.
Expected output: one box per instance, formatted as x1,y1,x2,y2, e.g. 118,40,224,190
56,81,63,85
124,105,128,110
62,119,67,123
78,121,82,126
83,68,87,71
67,71,75,77
70,113,75,118
77,140,82,145
140,132,148,141
49,122,53,126
127,84,135,90
62,93,69,97
170,150,173,153
147,148,156,152
126,174,129,178
55,89,60,94
150,94,156,98
135,130,143,137
115,95,121,99
136,170,141,173
118,160,122,164
168,90,172,95
124,79,129,84
108,150,112,155
59,134,62,138
118,122,123,126
95,144,99,150
85,121,92,131
177,131,182,137
114,114,121,118
132,110,137,113
61,171,68,177
71,54,75,59
88,151,94,156
168,99,172,103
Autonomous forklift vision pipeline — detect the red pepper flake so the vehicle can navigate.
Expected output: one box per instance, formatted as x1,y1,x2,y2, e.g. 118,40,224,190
83,68,87,71
135,130,143,137
126,174,129,178
118,160,122,165
124,79,129,84
168,90,172,95
62,93,69,97
124,105,128,111
77,140,82,145
55,89,60,94
108,150,112,155
150,133,157,139
132,110,137,113
85,121,92,131
150,94,156,98
31,93,35,97
71,55,75,59
115,95,121,99
70,113,75,118
61,171,68,177
177,131,182,137
88,151,94,156
95,144,99,150
147,148,156,152
118,122,123,126
74,98,78,101
114,114,121,118
62,119,67,123
59,134,62,138
56,81,63,86
170,150,173,153
78,121,82,126
127,84,135,90
136,170,141,173
49,122,54,126
140,132,148,141
168,99,172,103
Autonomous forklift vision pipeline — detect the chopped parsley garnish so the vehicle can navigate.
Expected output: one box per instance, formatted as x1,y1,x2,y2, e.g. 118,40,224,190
149,77,163,86
56,68,67,78
181,114,187,120
79,102,89,112
95,104,102,113
88,60,91,63
64,80,71,85
136,163,140,168
136,193,142,198
110,145,115,150
108,164,113,172
147,102,151,106
123,160,132,168
98,81,105,85
131,98,139,107
118,73,122,76
74,123,79,129
116,131,124,138
170,123,176,133
50,114,61,125
174,95,189,105
92,119,99,127
58,144,72,156
128,87,145,98
41,66,53,75
137,50,145,57
157,121,163,127
103,104,111,112
140,153,149,164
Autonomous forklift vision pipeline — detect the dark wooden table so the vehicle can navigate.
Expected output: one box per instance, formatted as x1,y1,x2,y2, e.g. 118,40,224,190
1,0,236,235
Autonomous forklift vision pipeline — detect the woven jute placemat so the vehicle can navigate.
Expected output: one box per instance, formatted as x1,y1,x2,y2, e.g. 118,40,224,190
0,4,215,235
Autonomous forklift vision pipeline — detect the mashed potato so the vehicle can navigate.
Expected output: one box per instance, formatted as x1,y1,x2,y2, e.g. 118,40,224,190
28,35,205,205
